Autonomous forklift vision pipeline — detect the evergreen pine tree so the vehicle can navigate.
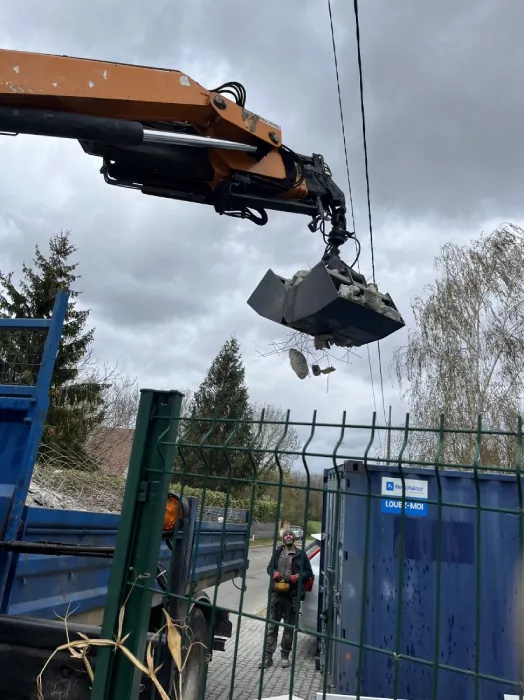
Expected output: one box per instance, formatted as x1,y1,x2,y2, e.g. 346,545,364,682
0,231,105,467
181,337,254,493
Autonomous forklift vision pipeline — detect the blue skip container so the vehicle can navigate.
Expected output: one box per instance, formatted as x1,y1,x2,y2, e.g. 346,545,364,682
320,461,522,700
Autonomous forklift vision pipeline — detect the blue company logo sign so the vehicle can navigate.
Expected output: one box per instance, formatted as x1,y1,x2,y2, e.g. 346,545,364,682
380,476,428,517
381,498,428,517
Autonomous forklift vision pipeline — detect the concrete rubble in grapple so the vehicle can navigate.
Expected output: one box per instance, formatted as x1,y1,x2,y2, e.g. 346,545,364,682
285,267,403,349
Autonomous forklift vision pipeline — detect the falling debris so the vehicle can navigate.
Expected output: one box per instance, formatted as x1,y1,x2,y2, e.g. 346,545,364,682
311,364,336,377
289,348,309,379
258,330,355,386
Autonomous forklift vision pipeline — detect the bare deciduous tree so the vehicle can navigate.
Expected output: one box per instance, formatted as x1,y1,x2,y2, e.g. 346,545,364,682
280,470,324,525
393,224,524,467
250,401,300,478
78,362,140,469
101,367,140,430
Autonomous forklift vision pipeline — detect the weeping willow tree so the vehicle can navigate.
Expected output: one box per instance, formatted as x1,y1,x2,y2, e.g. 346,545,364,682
393,224,524,468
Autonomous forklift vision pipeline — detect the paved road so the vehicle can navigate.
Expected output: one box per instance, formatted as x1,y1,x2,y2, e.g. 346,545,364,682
204,545,273,616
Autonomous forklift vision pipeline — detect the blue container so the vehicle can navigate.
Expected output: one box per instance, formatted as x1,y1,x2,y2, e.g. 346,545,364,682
321,461,523,700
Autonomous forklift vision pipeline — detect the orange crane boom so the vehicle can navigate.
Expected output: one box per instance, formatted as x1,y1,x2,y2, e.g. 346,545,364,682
0,48,405,350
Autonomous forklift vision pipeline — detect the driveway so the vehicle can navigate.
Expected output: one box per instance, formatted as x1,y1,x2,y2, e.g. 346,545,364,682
203,545,274,615
205,615,322,700
203,544,322,700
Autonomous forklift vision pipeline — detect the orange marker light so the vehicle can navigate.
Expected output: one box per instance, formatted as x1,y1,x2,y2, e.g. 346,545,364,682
163,494,181,531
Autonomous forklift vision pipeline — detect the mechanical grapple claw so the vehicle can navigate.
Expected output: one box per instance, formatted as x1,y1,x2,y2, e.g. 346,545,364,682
247,252,405,348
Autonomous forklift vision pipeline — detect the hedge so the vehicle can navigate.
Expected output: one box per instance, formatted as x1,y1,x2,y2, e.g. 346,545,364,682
171,483,277,523
307,520,323,536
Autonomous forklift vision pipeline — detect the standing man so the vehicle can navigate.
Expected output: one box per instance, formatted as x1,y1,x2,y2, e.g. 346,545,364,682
259,529,313,669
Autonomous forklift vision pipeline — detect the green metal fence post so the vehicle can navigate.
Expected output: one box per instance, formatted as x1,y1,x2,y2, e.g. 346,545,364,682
91,388,182,700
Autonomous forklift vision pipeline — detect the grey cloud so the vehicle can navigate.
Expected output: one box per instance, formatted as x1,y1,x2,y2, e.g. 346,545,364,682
348,1,524,223
0,138,265,328
4,0,523,231
178,0,524,229
1,1,177,62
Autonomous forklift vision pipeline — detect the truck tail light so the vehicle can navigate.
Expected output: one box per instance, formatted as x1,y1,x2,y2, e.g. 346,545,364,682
163,494,182,531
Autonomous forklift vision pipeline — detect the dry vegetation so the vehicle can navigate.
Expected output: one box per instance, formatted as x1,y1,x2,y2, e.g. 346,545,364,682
37,578,203,700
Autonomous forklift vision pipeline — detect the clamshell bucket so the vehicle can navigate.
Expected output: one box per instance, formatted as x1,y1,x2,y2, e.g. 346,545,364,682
247,261,405,347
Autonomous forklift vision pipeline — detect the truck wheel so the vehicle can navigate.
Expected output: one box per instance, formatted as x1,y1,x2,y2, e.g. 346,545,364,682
173,607,208,700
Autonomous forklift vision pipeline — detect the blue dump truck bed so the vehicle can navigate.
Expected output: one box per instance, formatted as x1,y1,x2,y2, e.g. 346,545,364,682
6,504,249,623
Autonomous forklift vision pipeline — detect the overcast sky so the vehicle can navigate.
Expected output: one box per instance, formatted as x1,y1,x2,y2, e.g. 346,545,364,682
1,0,522,466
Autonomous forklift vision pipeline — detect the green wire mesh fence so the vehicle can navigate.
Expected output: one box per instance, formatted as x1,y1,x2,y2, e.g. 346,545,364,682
89,389,524,700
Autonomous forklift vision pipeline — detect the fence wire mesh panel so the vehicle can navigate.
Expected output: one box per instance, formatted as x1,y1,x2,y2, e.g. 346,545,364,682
0,326,48,386
90,392,524,700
